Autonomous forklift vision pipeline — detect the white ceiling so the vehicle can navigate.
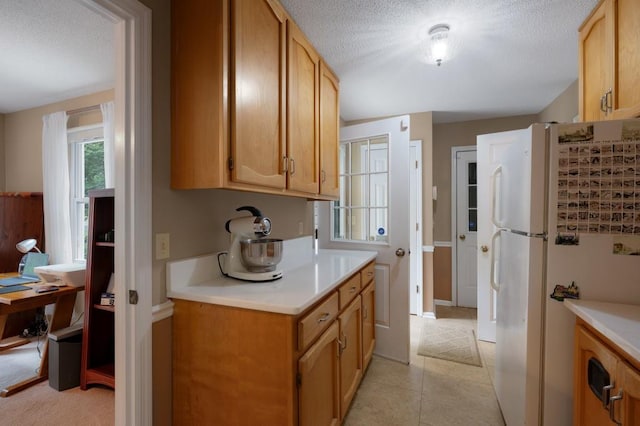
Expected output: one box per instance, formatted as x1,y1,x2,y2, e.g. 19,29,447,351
280,0,600,123
0,0,114,114
0,0,599,123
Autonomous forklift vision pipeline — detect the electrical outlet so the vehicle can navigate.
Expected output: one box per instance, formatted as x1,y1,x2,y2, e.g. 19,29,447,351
156,233,170,260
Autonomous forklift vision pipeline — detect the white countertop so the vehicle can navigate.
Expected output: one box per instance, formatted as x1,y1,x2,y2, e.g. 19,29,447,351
564,299,640,362
166,237,377,315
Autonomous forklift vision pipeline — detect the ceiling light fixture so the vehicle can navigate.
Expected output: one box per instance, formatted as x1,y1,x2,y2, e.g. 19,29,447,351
428,24,450,66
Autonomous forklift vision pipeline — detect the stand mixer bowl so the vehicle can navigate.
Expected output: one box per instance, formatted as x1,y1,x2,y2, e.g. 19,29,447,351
239,238,283,272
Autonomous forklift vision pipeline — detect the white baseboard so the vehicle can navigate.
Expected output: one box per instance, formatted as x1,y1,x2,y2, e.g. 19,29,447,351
434,299,453,306
421,311,436,319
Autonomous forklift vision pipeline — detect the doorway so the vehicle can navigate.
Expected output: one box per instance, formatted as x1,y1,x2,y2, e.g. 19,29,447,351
451,147,477,308
0,1,153,423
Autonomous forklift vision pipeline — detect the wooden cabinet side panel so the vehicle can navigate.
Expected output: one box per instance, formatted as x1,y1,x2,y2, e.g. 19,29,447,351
573,325,619,426
287,21,320,195
579,2,610,122
172,300,296,426
613,0,640,116
319,62,340,198
231,0,286,189
171,0,227,189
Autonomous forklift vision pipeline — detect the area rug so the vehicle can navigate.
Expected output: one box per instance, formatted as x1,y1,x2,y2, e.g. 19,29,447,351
417,324,482,367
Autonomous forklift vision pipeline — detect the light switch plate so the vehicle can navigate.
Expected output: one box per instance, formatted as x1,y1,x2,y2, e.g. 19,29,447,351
156,233,170,260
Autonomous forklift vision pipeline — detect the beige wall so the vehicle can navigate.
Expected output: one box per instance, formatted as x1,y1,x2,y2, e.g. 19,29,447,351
152,316,172,426
144,0,314,305
432,114,539,242
408,112,435,313
0,114,5,191
432,80,579,301
538,80,579,124
2,90,114,192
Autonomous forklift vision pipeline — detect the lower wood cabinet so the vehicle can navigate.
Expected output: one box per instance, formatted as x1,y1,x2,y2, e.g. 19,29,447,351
172,261,376,425
574,322,640,425
338,296,363,419
298,322,340,426
361,282,375,369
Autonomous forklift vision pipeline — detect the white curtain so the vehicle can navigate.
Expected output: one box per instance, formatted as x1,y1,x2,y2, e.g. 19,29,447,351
42,111,72,264
101,101,115,188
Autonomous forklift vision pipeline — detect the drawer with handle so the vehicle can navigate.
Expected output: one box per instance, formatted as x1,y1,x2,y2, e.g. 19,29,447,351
338,273,361,311
298,292,339,351
361,262,375,286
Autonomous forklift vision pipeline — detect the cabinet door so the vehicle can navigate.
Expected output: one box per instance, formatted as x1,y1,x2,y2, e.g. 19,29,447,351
574,325,619,426
579,0,612,122
618,361,640,426
319,61,340,198
338,296,363,420
361,282,376,370
610,0,640,118
287,21,320,194
231,0,286,189
298,321,340,426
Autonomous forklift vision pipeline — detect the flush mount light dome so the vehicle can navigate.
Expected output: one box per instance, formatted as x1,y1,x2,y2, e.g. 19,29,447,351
428,24,450,66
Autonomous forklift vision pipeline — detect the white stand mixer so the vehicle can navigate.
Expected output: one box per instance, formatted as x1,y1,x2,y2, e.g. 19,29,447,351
218,206,283,282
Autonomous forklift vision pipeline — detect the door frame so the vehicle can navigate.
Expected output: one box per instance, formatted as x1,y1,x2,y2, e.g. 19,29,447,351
79,0,152,423
409,140,423,316
450,146,477,307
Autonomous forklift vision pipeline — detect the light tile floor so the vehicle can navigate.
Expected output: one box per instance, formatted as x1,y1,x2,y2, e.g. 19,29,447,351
344,306,505,426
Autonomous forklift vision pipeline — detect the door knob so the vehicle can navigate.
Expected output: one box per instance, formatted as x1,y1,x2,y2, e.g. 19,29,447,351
481,245,489,253
459,234,466,241
395,248,406,257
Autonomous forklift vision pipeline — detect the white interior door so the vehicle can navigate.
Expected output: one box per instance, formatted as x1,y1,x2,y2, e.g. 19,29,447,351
409,141,422,316
319,115,411,364
453,149,477,308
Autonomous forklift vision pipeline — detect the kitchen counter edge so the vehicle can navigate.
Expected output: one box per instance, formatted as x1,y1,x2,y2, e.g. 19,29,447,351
564,299,640,362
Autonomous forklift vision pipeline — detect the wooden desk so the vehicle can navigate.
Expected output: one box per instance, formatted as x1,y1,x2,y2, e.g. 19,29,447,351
0,274,83,397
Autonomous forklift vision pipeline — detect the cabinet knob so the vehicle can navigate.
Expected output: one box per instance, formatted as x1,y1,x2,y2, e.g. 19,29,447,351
481,245,489,253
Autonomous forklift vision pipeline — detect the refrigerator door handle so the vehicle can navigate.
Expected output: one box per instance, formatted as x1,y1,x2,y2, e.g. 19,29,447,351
490,229,504,292
490,165,504,228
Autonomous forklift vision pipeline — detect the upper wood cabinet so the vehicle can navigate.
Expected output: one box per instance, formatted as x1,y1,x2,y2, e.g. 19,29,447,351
287,20,320,194
232,0,287,189
319,62,340,198
579,0,640,121
171,0,339,200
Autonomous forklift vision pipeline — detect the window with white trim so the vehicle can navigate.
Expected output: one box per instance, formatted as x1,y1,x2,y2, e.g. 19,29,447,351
68,125,106,262
332,135,389,243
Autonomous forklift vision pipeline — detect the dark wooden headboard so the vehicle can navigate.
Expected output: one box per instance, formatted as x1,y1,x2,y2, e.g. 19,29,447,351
0,192,45,273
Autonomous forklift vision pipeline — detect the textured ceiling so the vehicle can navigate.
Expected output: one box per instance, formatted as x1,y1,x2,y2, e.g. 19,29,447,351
0,0,114,114
279,0,600,123
1,1,599,123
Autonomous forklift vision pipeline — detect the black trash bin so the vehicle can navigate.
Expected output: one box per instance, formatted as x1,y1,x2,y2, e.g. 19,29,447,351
48,324,83,391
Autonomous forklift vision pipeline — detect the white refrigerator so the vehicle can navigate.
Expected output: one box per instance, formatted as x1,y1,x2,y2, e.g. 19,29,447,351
477,119,640,425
